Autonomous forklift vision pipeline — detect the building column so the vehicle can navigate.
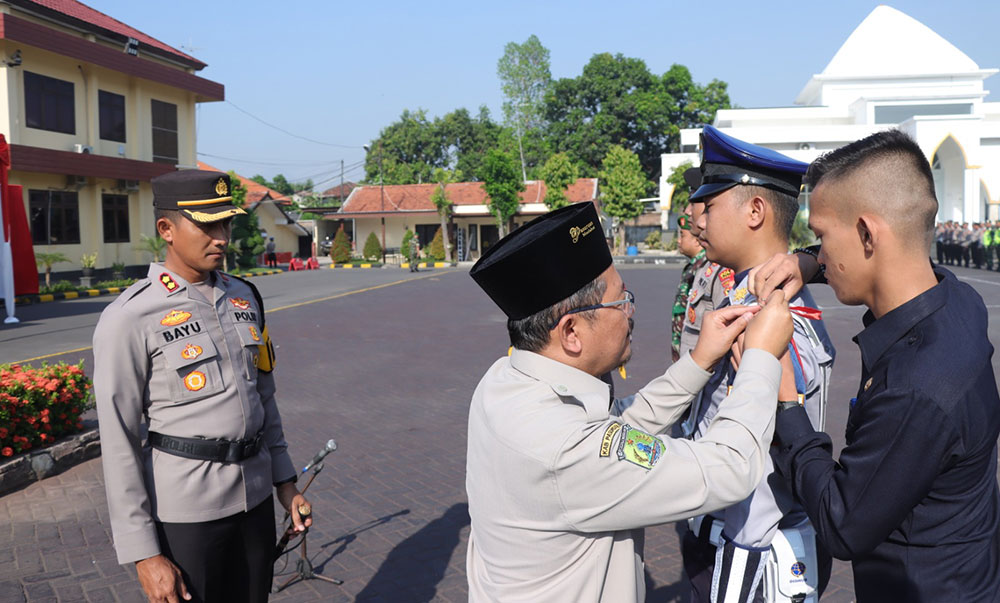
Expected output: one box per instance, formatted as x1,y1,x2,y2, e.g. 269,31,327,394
964,168,981,223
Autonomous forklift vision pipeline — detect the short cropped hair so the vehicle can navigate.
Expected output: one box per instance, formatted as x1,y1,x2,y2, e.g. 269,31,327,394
733,185,800,240
507,276,607,352
805,130,938,246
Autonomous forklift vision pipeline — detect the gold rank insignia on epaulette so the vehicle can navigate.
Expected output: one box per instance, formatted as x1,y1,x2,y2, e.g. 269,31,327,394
255,325,276,373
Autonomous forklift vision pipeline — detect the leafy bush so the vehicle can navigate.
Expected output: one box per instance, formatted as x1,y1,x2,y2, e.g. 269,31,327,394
93,279,137,289
427,227,446,261
362,232,382,261
0,362,93,456
664,234,678,252
790,212,817,249
40,280,79,294
329,226,352,264
644,230,662,250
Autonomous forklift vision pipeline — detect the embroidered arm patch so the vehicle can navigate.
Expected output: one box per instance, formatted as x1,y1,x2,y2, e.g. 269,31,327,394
616,424,664,470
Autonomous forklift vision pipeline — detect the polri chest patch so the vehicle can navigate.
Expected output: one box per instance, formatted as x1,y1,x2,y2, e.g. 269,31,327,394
616,424,664,470
231,310,258,324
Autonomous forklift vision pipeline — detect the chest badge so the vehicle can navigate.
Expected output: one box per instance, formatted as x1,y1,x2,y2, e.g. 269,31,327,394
687,306,697,324
719,268,736,293
230,297,251,310
159,273,179,292
864,377,873,391
249,326,261,342
183,370,206,391
160,309,191,326
181,344,203,361
703,265,714,278
688,288,699,304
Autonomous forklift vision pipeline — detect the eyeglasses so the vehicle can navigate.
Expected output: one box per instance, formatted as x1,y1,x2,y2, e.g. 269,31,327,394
549,290,636,330
677,215,690,231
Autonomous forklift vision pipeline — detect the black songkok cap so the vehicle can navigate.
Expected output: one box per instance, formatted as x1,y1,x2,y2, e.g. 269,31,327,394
152,170,247,223
470,202,612,320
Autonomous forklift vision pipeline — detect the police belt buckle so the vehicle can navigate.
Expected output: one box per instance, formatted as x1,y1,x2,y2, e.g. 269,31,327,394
148,431,263,463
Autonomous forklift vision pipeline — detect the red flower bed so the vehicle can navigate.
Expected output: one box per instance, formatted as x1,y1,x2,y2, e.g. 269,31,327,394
0,362,93,456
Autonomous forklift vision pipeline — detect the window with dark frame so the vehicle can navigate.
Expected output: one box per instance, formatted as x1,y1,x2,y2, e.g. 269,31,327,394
99,90,126,142
102,194,130,243
151,99,178,164
24,71,75,134
29,190,80,245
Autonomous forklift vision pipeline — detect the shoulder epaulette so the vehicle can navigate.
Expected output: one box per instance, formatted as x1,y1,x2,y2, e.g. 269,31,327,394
119,279,152,305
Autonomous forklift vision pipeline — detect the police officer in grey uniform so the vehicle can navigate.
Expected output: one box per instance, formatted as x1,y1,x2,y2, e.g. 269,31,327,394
466,201,799,602
94,170,311,603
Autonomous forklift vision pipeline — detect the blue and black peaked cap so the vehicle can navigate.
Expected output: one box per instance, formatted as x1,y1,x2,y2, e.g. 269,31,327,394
689,125,808,202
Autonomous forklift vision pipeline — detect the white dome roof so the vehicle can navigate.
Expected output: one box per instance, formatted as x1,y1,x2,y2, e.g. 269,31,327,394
821,5,981,77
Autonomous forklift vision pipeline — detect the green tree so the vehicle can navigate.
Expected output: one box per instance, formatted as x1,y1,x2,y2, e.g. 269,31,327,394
544,55,729,180
329,225,352,263
599,145,650,254
230,210,265,269
789,212,816,249
34,252,69,288
497,34,552,182
364,109,445,185
539,152,579,210
438,106,504,181
430,168,462,260
229,171,247,208
427,227,445,261
666,161,694,214
479,148,524,236
362,231,382,261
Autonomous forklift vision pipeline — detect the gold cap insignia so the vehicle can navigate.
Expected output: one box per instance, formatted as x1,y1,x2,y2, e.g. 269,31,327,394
215,178,228,197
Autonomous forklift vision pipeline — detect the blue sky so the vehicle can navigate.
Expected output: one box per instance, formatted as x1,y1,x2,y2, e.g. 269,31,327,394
85,0,1000,190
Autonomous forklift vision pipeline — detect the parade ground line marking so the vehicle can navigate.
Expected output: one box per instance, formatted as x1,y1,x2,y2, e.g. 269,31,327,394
268,269,454,313
958,275,1000,287
10,270,457,365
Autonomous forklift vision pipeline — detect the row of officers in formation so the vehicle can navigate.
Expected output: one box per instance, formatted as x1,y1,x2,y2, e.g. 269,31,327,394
92,125,1000,603
935,221,1000,270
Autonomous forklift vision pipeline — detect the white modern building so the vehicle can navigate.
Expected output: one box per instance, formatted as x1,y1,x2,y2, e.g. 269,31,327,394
660,5,1000,223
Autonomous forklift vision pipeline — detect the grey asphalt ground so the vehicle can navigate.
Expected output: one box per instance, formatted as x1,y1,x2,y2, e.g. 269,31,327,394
1,263,998,602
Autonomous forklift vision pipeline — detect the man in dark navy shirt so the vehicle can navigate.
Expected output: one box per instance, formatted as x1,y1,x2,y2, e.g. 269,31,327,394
768,130,1000,602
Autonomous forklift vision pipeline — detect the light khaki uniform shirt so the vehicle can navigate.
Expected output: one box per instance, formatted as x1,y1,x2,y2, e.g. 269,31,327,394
94,264,296,564
466,348,780,602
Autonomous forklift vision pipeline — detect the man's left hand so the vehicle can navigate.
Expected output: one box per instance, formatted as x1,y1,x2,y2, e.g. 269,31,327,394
276,482,313,533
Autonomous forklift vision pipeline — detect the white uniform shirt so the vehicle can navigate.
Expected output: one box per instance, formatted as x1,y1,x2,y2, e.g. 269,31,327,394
466,348,782,602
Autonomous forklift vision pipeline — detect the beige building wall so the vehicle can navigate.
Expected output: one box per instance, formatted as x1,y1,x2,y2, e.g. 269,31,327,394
1,33,201,273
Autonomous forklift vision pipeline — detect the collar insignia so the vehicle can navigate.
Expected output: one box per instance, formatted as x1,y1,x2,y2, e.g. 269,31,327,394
230,297,251,310
160,309,191,326
159,273,179,292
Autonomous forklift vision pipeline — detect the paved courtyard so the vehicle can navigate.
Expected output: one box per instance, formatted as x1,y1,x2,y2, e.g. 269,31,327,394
1,263,999,602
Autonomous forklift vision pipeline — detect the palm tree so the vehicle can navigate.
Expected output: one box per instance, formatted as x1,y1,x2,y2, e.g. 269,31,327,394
35,252,69,288
430,168,461,261
136,234,167,262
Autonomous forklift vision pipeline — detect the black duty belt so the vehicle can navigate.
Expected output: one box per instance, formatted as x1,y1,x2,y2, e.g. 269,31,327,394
148,431,263,463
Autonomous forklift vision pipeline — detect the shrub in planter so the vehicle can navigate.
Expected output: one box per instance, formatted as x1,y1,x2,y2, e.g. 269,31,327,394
329,225,352,264
427,227,446,261
0,362,93,456
362,232,382,261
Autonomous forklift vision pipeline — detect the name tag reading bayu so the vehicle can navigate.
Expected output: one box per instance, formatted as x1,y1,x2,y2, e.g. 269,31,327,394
160,321,203,343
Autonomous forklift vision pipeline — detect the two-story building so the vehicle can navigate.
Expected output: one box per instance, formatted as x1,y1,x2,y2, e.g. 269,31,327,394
1,0,222,276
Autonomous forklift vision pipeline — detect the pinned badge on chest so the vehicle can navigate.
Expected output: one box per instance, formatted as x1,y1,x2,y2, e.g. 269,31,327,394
183,370,206,391
181,343,203,361
249,326,261,342
230,297,251,310
160,309,191,326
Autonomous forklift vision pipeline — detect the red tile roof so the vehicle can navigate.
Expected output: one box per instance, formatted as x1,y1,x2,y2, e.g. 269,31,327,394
197,161,292,206
340,178,599,215
320,182,357,199
17,0,204,68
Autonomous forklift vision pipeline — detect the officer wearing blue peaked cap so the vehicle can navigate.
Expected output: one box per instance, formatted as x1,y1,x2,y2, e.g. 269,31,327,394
690,125,808,202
